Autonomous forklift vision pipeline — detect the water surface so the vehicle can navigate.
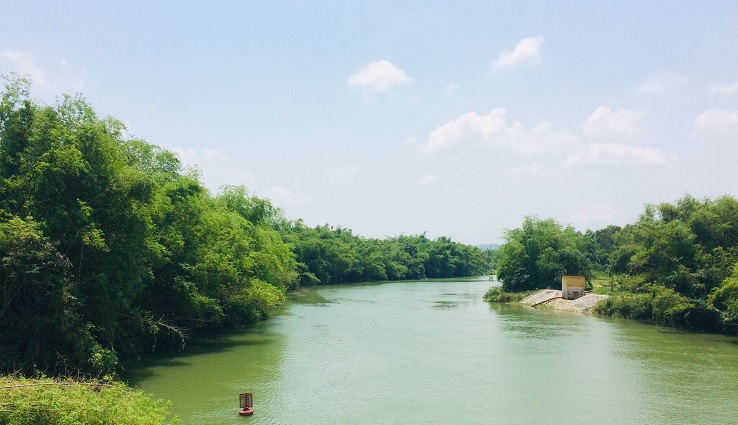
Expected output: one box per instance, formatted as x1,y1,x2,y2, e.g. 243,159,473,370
127,277,738,424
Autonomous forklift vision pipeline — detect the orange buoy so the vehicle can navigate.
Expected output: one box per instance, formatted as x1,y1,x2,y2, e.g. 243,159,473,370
239,408,254,416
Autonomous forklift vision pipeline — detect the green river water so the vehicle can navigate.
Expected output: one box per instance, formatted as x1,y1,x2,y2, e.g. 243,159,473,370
127,277,738,424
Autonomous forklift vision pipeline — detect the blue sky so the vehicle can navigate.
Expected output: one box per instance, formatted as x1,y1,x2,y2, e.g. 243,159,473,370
2,1,738,244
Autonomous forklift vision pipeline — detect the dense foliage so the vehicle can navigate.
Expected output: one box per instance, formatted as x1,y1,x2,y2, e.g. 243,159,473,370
0,75,490,376
0,375,176,424
286,224,490,286
493,195,738,334
482,286,529,303
495,216,594,292
0,75,297,375
599,195,738,331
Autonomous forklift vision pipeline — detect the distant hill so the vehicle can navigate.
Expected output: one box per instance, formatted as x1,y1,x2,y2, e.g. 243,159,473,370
476,243,501,251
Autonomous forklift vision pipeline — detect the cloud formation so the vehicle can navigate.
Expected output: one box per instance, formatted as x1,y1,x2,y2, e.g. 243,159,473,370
1,49,49,88
493,36,544,68
708,81,738,95
639,70,686,93
582,106,645,138
348,60,411,91
417,108,578,156
421,109,507,154
694,108,738,132
416,108,666,171
563,143,666,168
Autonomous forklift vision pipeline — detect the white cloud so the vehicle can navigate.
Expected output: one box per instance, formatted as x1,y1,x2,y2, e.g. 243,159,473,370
2,49,49,88
348,60,411,91
2,51,87,94
639,70,686,93
493,36,544,68
694,108,738,132
708,81,738,95
582,106,645,138
419,108,579,156
416,174,438,186
563,142,667,168
422,109,507,154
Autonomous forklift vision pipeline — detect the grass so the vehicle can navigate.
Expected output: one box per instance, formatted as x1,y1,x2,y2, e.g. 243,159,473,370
590,276,615,295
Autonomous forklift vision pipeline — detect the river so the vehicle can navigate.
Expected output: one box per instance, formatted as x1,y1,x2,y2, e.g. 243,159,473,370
126,277,738,424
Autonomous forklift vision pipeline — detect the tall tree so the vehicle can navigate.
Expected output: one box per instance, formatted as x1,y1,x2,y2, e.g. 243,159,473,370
496,216,592,292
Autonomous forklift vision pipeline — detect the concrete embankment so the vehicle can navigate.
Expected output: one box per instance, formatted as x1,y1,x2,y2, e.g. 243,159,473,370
520,290,608,313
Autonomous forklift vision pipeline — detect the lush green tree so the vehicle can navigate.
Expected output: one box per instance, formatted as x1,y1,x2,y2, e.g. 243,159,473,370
496,216,592,292
286,224,489,285
603,195,738,332
709,262,738,328
0,76,152,373
583,225,620,275
0,215,76,373
0,76,302,374
610,196,738,298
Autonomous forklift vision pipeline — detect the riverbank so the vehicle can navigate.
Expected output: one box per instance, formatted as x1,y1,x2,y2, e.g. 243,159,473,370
520,289,609,313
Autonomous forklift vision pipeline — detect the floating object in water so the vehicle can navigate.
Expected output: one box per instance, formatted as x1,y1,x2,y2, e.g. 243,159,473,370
239,392,254,416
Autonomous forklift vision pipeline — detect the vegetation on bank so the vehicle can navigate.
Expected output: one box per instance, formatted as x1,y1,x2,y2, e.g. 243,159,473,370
0,375,176,424
490,196,738,334
286,225,491,286
483,286,530,303
0,75,491,377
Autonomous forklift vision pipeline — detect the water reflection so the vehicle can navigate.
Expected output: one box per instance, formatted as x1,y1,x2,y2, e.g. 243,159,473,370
490,302,591,340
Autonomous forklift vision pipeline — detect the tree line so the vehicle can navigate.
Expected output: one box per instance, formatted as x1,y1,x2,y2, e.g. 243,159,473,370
494,195,738,334
0,75,491,376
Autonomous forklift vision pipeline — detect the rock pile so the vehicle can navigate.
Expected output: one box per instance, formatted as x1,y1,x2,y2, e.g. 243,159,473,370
521,289,608,313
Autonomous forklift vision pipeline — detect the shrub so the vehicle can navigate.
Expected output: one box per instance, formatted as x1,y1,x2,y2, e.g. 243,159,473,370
484,286,527,303
651,287,691,326
594,292,652,320
0,375,178,425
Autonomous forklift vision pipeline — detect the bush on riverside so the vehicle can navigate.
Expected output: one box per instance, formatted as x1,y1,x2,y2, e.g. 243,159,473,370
484,286,527,303
0,375,177,425
593,292,652,320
